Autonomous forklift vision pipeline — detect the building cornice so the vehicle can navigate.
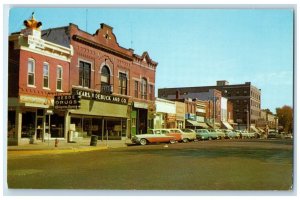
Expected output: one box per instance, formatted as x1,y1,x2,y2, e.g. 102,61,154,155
72,35,133,61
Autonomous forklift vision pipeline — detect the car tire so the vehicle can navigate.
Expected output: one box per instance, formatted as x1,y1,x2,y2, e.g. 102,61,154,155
182,138,188,143
170,139,176,144
140,138,147,145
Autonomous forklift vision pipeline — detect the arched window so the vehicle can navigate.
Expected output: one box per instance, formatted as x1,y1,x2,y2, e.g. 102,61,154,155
101,65,111,93
141,78,147,100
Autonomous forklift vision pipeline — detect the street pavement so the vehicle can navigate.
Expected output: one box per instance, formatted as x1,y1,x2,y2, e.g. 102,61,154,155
6,139,294,191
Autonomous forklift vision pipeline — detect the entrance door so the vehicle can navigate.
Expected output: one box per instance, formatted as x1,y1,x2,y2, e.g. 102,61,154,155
131,110,137,137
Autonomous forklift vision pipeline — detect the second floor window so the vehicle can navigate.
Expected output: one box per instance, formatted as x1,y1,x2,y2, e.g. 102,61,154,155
27,59,35,86
141,78,147,100
118,72,127,95
134,81,139,98
101,65,111,93
79,61,91,88
57,66,63,90
43,63,49,88
149,85,154,100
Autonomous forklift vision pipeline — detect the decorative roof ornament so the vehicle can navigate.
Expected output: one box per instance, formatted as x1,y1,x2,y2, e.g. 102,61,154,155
23,12,42,30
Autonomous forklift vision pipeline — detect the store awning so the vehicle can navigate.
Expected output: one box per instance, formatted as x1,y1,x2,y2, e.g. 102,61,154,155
198,122,209,128
257,128,265,133
186,120,208,128
250,125,259,133
222,121,234,130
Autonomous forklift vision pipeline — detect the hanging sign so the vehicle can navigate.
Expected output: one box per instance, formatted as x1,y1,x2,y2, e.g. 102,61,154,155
54,95,81,109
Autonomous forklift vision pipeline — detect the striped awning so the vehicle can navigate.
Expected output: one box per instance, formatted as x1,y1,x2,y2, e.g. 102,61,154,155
250,125,259,133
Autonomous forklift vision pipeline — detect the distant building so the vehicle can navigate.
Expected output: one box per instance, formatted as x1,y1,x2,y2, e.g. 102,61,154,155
256,109,278,134
158,80,261,130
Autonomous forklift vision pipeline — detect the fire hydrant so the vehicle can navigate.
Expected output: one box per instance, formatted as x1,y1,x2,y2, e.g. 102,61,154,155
55,138,59,147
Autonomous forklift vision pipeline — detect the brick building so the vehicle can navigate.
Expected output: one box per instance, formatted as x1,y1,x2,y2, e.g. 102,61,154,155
158,80,261,130
8,15,158,145
8,14,73,145
41,22,157,139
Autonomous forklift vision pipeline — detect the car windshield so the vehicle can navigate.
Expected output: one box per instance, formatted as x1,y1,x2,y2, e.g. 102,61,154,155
182,129,193,132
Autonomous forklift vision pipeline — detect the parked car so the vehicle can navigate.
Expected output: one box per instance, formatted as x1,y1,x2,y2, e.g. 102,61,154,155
284,133,293,139
181,129,197,142
207,129,219,140
154,129,182,142
214,129,226,139
168,128,196,142
195,129,210,140
225,130,239,139
195,129,220,140
131,129,177,145
267,131,281,139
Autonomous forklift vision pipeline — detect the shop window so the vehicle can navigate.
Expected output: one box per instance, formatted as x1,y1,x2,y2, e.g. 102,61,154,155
56,66,63,91
118,72,127,95
28,59,35,86
43,62,49,88
8,111,16,138
134,81,139,98
141,78,147,100
50,114,64,138
79,61,91,88
21,112,36,138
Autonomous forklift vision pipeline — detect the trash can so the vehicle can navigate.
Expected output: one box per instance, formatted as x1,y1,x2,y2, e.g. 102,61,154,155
90,135,98,146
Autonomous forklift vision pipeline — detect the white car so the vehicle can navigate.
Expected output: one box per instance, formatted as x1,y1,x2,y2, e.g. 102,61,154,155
131,129,177,145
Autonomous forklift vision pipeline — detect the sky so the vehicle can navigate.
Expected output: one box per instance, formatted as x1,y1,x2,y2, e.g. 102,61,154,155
7,6,294,113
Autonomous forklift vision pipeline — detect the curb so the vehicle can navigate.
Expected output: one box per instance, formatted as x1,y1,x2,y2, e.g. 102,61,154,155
7,146,109,156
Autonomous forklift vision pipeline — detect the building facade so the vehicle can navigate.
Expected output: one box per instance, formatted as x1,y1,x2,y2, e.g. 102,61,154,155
8,16,158,145
8,14,73,145
41,23,158,140
154,98,176,129
158,80,261,130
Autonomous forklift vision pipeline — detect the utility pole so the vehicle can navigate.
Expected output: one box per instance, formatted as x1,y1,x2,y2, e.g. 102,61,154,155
246,104,250,132
213,96,215,129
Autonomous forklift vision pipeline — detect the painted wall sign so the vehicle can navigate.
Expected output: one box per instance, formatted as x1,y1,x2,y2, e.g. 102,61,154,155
54,95,81,109
72,88,128,105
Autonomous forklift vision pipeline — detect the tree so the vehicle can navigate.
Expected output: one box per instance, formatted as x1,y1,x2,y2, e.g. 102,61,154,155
276,105,293,133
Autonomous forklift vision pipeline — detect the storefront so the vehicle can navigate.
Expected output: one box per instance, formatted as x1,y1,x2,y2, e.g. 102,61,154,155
61,88,129,140
131,101,149,136
8,95,66,145
154,98,176,129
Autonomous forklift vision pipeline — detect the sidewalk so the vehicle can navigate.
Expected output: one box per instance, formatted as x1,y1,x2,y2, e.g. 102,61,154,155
7,138,133,155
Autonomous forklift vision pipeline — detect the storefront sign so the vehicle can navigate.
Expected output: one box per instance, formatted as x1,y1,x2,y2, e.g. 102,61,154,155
166,114,176,122
28,35,45,49
134,102,148,109
54,95,80,109
185,113,196,120
72,88,128,105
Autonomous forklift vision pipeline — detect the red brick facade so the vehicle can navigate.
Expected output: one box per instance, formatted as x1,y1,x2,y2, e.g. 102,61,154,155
68,23,157,103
